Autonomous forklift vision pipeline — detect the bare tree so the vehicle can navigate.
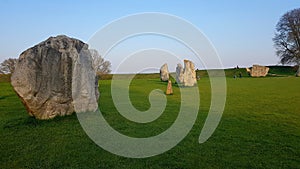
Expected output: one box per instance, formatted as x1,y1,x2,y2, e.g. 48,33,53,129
89,49,111,75
273,8,300,66
0,58,18,74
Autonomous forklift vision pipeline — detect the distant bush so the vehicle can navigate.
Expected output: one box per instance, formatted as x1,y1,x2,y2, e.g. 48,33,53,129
0,74,11,83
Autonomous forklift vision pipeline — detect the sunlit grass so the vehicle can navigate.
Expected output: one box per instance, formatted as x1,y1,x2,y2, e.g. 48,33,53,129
0,76,299,168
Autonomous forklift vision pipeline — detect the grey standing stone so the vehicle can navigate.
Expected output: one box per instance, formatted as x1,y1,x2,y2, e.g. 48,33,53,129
176,63,184,84
160,63,169,81
11,35,99,119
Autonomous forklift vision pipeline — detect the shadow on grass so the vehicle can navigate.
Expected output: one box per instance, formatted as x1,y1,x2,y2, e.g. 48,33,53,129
3,113,77,129
152,79,183,88
0,94,20,100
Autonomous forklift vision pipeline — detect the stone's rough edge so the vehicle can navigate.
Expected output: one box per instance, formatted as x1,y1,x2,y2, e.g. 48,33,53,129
72,47,99,114
11,35,99,120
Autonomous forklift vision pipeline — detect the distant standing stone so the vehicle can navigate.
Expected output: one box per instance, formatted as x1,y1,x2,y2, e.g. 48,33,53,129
246,65,269,77
176,60,197,87
183,60,197,86
11,35,99,119
160,63,169,81
166,80,173,95
176,63,184,84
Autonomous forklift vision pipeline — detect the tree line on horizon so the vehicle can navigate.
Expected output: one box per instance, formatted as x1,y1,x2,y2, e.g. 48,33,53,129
0,49,111,76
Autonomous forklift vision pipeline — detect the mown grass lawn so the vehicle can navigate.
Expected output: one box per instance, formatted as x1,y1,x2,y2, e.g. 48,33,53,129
0,76,299,168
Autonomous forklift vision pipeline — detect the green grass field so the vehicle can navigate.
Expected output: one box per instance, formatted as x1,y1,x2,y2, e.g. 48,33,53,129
0,73,299,168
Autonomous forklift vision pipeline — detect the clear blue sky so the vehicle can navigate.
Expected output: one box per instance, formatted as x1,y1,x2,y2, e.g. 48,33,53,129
1,0,299,71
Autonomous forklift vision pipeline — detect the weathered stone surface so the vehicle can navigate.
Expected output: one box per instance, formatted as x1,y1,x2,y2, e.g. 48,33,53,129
183,60,197,86
11,35,99,119
176,63,184,84
176,60,197,87
160,63,169,81
246,65,269,77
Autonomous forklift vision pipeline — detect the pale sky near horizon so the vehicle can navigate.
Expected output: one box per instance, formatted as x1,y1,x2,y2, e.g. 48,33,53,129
0,0,299,72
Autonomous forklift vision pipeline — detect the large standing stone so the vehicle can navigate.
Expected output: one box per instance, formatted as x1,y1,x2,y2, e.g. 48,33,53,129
176,60,197,87
11,35,99,119
160,63,169,81
246,65,269,77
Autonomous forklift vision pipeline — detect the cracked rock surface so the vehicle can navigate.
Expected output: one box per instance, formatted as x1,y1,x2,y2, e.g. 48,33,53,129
11,35,99,119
